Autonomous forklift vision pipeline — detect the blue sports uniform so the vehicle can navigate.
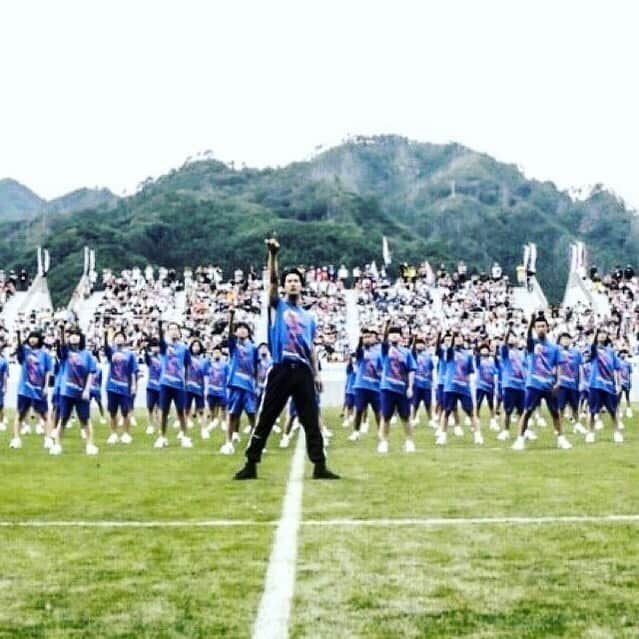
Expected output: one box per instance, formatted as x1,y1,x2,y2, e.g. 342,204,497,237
227,336,258,416
159,336,190,413
58,346,96,423
475,355,498,411
442,347,475,415
588,344,620,416
105,344,139,416
145,351,162,411
17,343,52,415
556,347,582,413
523,336,560,416
343,361,357,409
186,354,209,412
207,358,229,409
378,341,416,420
353,342,382,414
500,343,526,415
412,349,434,411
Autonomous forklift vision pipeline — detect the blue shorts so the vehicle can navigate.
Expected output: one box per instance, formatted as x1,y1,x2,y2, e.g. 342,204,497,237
160,385,186,413
588,388,618,416
17,394,48,416
503,388,525,415
476,388,494,410
59,395,90,424
556,386,580,412
436,384,444,408
380,389,411,420
443,391,474,416
186,391,205,412
344,392,355,409
524,388,559,416
228,388,257,416
207,394,227,410
354,388,380,414
580,390,589,404
412,386,431,410
107,391,131,416
146,388,160,411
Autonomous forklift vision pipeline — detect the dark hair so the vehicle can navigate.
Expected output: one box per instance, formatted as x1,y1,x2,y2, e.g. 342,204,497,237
534,313,548,326
189,339,205,355
27,330,44,348
234,322,252,336
113,330,127,341
280,268,305,287
388,326,402,335
559,332,572,341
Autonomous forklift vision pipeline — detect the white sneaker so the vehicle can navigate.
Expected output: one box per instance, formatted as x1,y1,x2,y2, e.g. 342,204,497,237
573,422,588,435
49,443,62,456
20,423,32,435
279,434,291,449
613,430,624,444
625,407,633,418
187,419,194,429
43,436,53,450
342,418,350,428
361,421,369,434
9,436,22,449
489,418,500,432
524,429,538,441
130,416,138,427
243,425,252,434
100,417,107,425
153,436,168,449
35,422,45,435
410,418,419,427
536,416,547,428
201,427,210,440
145,425,155,435
231,432,240,444
377,439,389,454
120,432,132,445
85,443,99,455
172,419,180,430
107,433,119,445
209,419,219,430
464,416,471,427
390,416,398,425
512,436,526,451
594,418,603,431
453,426,464,437
404,439,416,453
618,420,625,431
177,430,184,441
181,436,193,448
273,425,282,434
435,432,447,446
585,431,595,444
496,429,511,441
80,428,87,440
219,442,235,455
347,431,360,442
557,435,572,449
473,431,484,445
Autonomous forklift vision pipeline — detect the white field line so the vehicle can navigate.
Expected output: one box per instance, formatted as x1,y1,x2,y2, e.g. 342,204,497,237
251,430,306,639
1,515,639,528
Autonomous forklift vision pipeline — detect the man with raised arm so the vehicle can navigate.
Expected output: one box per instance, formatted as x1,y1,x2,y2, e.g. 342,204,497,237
234,238,340,480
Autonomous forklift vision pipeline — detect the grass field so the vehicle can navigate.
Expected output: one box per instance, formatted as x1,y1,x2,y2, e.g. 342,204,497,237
1,408,638,638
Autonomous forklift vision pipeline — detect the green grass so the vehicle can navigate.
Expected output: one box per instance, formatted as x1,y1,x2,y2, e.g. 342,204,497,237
1,408,638,638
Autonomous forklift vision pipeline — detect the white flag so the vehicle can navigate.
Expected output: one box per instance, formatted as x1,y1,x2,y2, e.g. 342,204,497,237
382,236,391,265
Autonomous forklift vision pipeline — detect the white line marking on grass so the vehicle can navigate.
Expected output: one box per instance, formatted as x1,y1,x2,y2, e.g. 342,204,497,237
303,515,639,526
252,430,306,639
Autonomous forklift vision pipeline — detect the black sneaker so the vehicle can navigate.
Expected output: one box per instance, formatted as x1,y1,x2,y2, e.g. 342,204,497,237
233,462,257,480
312,463,340,480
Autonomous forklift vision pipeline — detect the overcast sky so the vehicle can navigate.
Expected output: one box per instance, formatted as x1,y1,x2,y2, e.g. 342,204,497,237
1,0,637,208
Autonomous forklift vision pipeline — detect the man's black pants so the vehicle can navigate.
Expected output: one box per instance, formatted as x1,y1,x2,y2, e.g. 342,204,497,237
245,361,325,464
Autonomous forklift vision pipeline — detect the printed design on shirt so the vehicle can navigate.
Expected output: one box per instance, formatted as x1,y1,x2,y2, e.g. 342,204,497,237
453,352,469,383
620,364,631,383
188,358,203,384
597,350,613,383
149,357,161,381
235,344,253,377
283,309,307,360
559,352,578,380
480,360,494,385
165,346,181,379
67,352,86,388
26,352,44,388
532,347,552,378
388,347,404,382
209,363,225,388
111,352,128,382
364,351,379,380
416,354,432,379
510,352,524,380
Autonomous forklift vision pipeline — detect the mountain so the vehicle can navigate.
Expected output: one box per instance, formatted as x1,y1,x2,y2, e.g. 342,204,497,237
0,179,118,222
1,135,637,307
0,178,46,219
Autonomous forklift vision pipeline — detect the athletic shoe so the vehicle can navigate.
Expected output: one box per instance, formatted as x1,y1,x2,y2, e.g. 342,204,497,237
9,436,22,449
145,425,155,435
410,418,419,427
453,426,464,437
279,434,290,448
80,428,87,440
489,418,500,431
107,433,119,445
233,461,257,480
20,423,32,435
625,407,633,418
377,440,389,454
511,436,526,451
585,432,595,444
390,416,398,425
243,425,252,434
347,431,360,442
130,416,138,427
201,427,210,440
177,430,184,440
100,417,107,425
43,436,53,450
153,436,168,449
85,443,99,455
172,419,180,430
618,420,625,431
49,443,62,456
557,435,572,449
231,432,241,444
573,422,588,435
312,462,340,479
361,420,369,433
120,433,132,444
220,442,235,455
35,422,45,435
273,425,282,434
342,418,350,428
594,418,603,431
613,430,624,444
404,439,416,453
209,419,219,430
473,431,484,445
181,436,193,448
435,432,447,446
524,429,538,441
496,429,510,441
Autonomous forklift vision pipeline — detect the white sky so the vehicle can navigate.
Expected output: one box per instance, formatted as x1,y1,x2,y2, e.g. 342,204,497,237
0,0,637,208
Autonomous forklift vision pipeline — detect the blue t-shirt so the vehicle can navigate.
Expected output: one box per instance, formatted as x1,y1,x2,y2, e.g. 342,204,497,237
91,361,102,395
443,348,474,396
353,344,382,392
525,339,560,391
186,355,209,396
17,345,52,400
145,352,162,391
159,339,190,389
105,345,139,397
379,343,416,394
558,348,582,390
269,298,317,369
228,336,257,393
436,347,447,387
0,356,8,397
500,345,526,390
60,347,96,399
619,360,632,389
589,346,620,395
413,350,434,389
345,362,357,395
207,359,229,397
257,355,273,391
476,356,498,392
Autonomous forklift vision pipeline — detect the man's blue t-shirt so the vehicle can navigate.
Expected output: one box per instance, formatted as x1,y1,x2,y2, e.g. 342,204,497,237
558,348,582,390
500,345,526,391
379,343,416,394
159,339,190,389
269,298,317,369
525,339,560,391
